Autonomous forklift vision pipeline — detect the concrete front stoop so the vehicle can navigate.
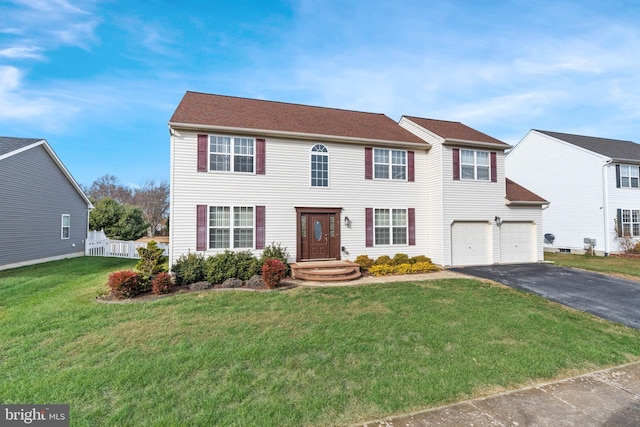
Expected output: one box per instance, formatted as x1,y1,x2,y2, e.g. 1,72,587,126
290,260,361,282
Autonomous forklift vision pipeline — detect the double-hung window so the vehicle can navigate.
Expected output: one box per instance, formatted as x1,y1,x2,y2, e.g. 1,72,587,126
310,144,329,187
374,208,407,245
461,149,490,180
209,136,254,173
61,214,70,239
620,165,639,188
209,206,254,249
621,209,640,237
374,148,406,180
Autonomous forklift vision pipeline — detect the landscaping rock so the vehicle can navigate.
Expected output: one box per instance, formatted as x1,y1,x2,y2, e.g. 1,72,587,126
189,281,212,291
246,275,264,288
222,278,244,288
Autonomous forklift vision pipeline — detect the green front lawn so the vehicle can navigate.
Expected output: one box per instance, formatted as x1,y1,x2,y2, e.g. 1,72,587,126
1,258,639,426
545,252,640,279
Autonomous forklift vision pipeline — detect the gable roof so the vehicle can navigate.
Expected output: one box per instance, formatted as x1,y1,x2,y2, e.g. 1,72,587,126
403,116,511,149
536,130,640,162
0,136,92,208
505,178,548,205
170,91,427,145
0,136,43,157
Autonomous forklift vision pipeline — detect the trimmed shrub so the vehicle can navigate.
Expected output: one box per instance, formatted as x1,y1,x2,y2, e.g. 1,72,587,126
171,252,206,285
410,255,432,264
205,250,260,284
108,270,143,299
375,255,393,266
262,258,285,289
392,253,411,266
151,272,174,295
355,254,374,271
259,242,291,276
136,241,167,278
368,261,440,277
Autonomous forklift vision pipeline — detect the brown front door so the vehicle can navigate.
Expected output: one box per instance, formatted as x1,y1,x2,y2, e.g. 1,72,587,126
309,214,330,259
296,207,341,261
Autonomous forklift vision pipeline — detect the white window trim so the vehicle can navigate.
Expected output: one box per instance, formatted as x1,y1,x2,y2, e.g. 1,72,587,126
310,144,330,188
373,208,408,246
61,214,70,239
460,149,490,181
621,209,640,237
373,148,407,181
208,205,255,250
619,165,639,189
208,135,256,174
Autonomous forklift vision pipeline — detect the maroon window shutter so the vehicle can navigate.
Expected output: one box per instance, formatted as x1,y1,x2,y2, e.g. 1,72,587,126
196,205,207,251
452,148,460,180
490,152,497,182
197,134,208,172
365,147,373,179
616,165,621,188
365,208,374,247
255,206,265,249
256,138,265,175
617,209,623,237
408,151,415,182
408,208,416,246
407,208,416,246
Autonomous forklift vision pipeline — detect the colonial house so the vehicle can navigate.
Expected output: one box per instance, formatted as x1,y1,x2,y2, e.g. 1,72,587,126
0,137,92,271
168,91,547,272
507,129,640,255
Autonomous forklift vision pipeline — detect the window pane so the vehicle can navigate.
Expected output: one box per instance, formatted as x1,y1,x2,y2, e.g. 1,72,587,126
234,155,253,173
375,228,390,245
234,207,253,227
210,207,230,227
477,166,490,180
374,149,388,163
311,154,328,187
633,210,640,223
62,216,70,227
209,229,229,249
623,224,631,236
210,136,230,153
391,150,406,165
391,151,406,180
634,224,640,237
461,150,475,164
392,209,406,226
234,138,254,155
622,177,630,187
476,151,489,166
374,209,390,226
461,165,475,179
374,164,389,179
234,228,253,248
623,209,631,223
392,227,407,245
210,154,230,171
311,144,327,153
392,165,406,180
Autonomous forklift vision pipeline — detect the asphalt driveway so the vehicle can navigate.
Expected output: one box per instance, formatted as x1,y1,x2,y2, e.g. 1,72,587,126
450,263,640,330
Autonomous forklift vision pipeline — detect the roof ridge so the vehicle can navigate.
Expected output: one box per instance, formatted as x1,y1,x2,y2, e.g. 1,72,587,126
403,115,463,125
535,129,635,144
185,91,391,118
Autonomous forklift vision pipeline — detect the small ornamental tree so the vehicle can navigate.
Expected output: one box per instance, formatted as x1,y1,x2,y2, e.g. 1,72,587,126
136,240,167,278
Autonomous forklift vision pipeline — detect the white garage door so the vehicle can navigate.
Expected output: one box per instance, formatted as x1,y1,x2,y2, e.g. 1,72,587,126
499,222,535,263
451,222,491,266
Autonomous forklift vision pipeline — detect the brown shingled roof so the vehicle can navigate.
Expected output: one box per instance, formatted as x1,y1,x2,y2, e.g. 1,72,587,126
505,178,548,204
170,91,426,144
403,116,510,148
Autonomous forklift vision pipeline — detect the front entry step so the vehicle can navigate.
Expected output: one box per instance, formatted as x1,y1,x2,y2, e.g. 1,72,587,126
290,260,362,282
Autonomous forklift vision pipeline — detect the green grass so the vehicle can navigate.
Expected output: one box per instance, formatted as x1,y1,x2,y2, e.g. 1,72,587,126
545,252,640,278
1,258,639,426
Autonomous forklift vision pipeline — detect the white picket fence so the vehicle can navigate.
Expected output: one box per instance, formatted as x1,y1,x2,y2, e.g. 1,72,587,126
85,230,169,259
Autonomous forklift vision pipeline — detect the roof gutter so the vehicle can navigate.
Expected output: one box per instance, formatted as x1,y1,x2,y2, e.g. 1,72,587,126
443,138,512,150
168,121,431,149
505,200,549,207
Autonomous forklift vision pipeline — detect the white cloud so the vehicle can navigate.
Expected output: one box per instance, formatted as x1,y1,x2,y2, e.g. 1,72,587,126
0,46,45,60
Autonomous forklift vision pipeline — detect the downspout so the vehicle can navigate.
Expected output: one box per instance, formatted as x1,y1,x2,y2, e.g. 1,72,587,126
602,159,612,256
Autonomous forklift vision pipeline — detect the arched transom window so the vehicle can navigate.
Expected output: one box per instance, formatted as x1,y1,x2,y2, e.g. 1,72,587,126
310,144,329,187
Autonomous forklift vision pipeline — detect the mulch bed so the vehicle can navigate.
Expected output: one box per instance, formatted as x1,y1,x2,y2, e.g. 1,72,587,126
96,280,298,304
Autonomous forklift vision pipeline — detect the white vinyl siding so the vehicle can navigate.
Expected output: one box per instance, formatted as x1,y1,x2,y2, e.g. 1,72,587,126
169,131,429,266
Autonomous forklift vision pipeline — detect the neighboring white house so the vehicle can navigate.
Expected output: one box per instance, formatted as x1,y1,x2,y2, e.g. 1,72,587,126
169,91,547,268
506,129,640,255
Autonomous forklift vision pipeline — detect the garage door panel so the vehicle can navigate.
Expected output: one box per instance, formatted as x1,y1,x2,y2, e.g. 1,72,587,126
500,222,534,263
451,222,491,266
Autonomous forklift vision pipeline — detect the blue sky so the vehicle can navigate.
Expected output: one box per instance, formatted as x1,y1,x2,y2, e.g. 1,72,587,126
2,0,639,188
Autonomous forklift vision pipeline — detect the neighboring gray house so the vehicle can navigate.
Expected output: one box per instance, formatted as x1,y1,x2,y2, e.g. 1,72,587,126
0,137,92,271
